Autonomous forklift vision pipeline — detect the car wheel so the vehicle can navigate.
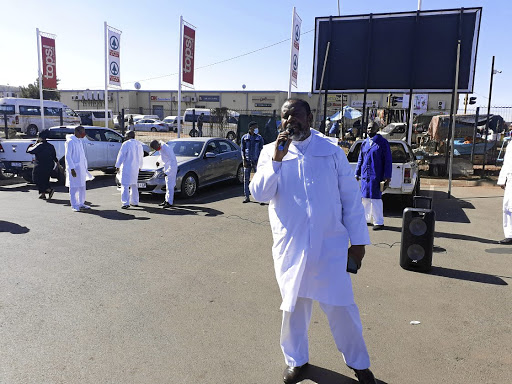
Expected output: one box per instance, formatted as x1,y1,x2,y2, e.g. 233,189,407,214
236,164,244,184
226,131,236,141
27,124,38,137
151,127,157,132
181,172,198,198
0,169,16,180
22,170,34,183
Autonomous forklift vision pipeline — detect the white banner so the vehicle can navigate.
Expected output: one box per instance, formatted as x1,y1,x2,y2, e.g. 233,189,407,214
289,9,301,88
108,28,121,87
402,94,429,115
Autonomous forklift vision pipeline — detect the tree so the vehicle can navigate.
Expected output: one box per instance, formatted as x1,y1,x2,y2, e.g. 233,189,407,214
19,78,60,101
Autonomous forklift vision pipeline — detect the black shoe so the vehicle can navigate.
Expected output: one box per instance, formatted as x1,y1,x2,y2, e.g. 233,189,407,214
121,205,130,209
498,238,512,244
38,193,46,199
351,368,377,384
259,202,265,206
47,189,55,199
243,197,250,203
372,224,384,231
162,202,172,209
131,204,139,207
283,363,308,384
367,222,373,226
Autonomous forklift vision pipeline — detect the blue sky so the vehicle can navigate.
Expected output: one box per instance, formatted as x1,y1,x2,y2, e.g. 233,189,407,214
1,0,509,106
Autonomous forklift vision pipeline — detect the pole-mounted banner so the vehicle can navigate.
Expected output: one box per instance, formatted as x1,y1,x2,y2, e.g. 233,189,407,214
289,8,302,90
182,24,195,86
108,28,121,87
41,36,57,89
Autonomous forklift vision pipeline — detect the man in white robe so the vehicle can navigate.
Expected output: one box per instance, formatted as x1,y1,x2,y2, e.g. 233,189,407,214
498,144,512,243
250,99,377,384
65,126,94,212
150,140,177,209
116,131,144,209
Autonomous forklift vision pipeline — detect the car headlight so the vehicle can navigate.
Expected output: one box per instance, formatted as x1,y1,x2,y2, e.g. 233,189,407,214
156,171,165,179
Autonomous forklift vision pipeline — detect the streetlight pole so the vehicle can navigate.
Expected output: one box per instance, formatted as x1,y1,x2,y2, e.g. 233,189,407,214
482,56,498,174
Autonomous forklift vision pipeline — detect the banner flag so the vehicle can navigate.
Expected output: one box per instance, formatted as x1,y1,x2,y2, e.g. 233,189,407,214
182,24,196,86
108,28,121,86
41,36,57,89
289,9,302,88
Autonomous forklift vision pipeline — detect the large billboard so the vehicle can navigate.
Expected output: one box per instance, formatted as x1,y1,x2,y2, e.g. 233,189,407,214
312,8,482,94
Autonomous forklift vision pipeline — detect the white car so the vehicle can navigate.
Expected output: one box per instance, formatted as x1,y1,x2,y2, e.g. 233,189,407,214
133,118,169,132
162,116,182,132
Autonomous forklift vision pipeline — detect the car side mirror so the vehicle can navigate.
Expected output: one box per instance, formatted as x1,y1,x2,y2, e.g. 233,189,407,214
205,152,216,158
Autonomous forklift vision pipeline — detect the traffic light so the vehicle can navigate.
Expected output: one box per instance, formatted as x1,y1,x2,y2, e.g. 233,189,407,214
469,96,477,105
391,96,398,107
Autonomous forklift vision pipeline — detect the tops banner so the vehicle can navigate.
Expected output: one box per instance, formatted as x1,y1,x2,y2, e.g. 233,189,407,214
182,24,195,86
41,36,57,89
108,28,121,87
289,9,302,88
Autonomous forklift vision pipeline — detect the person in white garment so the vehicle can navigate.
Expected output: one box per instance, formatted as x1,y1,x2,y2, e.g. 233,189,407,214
497,144,512,244
65,126,94,212
150,140,177,209
115,131,144,209
249,99,377,384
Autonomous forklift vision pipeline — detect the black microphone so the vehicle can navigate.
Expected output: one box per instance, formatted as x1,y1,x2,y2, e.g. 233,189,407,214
277,127,294,151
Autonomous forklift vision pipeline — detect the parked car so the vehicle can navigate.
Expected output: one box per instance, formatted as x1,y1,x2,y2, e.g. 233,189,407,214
347,139,420,206
132,114,160,122
0,125,150,183
162,116,182,132
133,118,169,132
116,137,244,198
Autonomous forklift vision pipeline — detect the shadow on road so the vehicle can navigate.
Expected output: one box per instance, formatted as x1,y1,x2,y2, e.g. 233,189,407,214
383,225,497,245
143,205,223,217
485,247,512,254
80,209,150,221
0,220,30,234
429,266,508,286
300,364,387,384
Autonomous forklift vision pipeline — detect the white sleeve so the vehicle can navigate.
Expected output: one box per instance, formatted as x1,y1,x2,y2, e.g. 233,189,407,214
249,145,281,202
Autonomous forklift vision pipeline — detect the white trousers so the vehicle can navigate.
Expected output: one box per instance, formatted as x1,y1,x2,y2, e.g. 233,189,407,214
503,210,512,238
280,297,370,370
121,184,139,206
165,173,177,205
69,186,86,210
362,198,384,225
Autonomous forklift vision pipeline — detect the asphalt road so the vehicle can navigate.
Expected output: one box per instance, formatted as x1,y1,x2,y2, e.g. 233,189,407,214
0,174,510,384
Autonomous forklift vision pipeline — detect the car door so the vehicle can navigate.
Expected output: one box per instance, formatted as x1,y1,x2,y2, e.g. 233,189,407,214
103,130,123,166
202,140,222,184
84,128,107,168
134,119,148,131
217,139,240,179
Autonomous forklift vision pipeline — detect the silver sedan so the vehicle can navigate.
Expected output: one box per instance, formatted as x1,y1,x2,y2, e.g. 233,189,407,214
117,137,244,198
133,118,169,132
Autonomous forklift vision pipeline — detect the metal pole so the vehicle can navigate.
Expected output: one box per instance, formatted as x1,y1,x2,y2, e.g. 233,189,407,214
448,39,461,199
418,0,422,10
361,14,373,137
463,94,468,114
177,16,183,138
482,56,495,174
338,0,341,16
288,7,295,99
3,112,8,139
37,28,45,132
470,107,479,164
104,21,109,129
314,42,330,130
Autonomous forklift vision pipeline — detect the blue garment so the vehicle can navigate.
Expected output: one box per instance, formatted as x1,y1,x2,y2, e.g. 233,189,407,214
354,134,392,199
243,160,257,198
329,121,340,135
241,133,264,162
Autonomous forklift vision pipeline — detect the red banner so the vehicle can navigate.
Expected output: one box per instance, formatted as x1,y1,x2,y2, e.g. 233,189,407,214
182,25,195,85
41,36,57,89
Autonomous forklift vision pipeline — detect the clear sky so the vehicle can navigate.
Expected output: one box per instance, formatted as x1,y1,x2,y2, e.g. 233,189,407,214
0,0,509,106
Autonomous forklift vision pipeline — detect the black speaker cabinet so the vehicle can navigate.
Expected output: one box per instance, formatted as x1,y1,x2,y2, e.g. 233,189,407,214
400,197,435,272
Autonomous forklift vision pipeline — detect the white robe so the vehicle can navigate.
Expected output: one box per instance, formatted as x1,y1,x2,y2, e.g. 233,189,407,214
115,139,144,185
250,129,371,312
159,141,178,176
498,145,512,237
65,134,93,188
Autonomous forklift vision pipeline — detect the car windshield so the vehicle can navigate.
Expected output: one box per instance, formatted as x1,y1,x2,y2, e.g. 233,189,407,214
151,141,205,157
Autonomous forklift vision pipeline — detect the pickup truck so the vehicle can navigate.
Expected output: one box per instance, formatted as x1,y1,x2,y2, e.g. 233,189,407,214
0,125,150,183
346,139,420,206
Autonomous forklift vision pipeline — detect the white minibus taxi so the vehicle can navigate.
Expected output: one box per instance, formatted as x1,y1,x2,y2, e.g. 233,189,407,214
0,97,80,136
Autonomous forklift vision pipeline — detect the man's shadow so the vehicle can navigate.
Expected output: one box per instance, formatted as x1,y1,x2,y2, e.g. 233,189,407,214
299,364,387,384
0,221,30,234
143,205,223,217
79,209,150,221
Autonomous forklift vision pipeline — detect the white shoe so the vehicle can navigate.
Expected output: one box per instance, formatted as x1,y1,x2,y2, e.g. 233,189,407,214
80,204,91,210
72,207,80,212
